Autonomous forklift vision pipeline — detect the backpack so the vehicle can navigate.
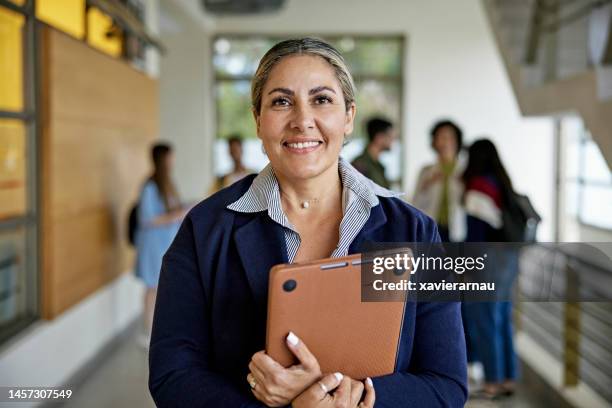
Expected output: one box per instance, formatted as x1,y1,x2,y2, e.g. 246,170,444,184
128,203,139,246
501,192,541,242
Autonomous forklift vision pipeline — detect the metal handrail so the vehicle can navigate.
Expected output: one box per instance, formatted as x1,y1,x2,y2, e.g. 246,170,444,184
517,243,612,399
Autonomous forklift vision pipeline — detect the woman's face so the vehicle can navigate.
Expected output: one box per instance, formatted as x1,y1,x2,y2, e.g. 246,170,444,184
254,55,356,181
433,126,458,160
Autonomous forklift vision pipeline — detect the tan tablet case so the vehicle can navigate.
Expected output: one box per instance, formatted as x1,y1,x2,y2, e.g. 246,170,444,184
266,253,407,380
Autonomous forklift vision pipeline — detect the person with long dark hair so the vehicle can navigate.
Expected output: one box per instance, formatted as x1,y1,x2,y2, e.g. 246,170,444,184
134,143,187,346
462,139,518,398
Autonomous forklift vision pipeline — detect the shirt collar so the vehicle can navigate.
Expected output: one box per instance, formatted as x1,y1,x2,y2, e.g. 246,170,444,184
227,157,403,214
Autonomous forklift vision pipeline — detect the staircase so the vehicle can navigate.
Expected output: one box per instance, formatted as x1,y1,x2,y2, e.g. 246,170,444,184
484,0,612,168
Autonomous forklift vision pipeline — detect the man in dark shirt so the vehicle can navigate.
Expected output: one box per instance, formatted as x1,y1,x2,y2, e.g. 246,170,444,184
351,117,396,188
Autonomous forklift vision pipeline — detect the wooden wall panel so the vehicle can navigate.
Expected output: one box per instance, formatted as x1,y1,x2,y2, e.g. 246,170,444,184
40,27,157,319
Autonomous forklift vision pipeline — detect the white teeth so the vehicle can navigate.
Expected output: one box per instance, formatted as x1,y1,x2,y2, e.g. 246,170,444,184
287,141,319,149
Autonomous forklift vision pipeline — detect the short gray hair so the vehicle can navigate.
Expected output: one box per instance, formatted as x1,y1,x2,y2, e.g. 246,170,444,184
251,37,356,114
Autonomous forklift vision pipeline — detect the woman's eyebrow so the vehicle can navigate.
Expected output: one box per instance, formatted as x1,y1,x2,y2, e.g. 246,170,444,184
309,86,336,95
267,86,337,95
268,87,293,95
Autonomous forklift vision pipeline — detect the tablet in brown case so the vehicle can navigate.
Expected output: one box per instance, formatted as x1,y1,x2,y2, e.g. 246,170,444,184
266,253,407,380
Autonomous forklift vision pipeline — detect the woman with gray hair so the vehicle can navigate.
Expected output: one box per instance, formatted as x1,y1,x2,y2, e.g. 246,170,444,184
149,38,467,407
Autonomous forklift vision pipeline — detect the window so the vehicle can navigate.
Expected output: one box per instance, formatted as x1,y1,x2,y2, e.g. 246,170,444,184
0,0,155,345
36,0,86,40
212,36,404,185
0,119,26,219
0,7,24,112
86,7,123,57
0,3,38,345
35,0,150,64
564,117,612,230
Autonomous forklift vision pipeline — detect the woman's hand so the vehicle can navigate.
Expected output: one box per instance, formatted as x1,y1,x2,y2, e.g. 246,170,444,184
292,373,376,408
248,332,322,407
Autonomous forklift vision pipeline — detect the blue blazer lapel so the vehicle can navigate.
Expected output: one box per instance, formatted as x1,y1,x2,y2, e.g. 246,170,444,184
233,213,288,309
349,204,388,253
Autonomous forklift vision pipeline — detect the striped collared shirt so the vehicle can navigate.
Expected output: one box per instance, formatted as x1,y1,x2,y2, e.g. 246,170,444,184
227,158,403,262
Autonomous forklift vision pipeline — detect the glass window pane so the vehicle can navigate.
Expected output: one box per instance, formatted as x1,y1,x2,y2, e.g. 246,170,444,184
0,119,26,220
0,7,24,112
87,7,122,57
329,38,402,77
580,185,612,229
583,140,612,184
565,181,580,216
36,0,85,40
562,116,584,180
217,80,256,140
0,227,28,330
213,37,274,77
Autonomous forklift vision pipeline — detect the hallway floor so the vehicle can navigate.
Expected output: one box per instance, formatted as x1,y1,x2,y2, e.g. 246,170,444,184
59,324,552,408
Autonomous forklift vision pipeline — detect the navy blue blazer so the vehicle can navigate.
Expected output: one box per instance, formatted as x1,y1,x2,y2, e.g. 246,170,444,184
149,175,467,407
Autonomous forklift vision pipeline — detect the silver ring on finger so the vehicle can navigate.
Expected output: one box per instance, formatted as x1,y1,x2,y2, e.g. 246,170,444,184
318,381,329,394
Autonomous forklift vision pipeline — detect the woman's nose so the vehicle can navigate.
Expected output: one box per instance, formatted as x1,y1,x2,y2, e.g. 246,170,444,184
289,102,315,132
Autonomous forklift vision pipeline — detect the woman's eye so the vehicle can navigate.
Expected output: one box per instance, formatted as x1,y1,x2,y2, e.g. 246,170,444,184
272,98,290,106
314,95,333,104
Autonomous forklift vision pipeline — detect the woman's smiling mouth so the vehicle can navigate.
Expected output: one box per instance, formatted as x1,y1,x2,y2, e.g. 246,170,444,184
282,140,323,154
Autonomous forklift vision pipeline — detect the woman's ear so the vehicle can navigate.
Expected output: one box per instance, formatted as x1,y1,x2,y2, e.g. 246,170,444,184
252,108,261,139
344,102,357,136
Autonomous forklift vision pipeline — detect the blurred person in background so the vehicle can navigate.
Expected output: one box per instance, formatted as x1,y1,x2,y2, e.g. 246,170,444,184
412,119,475,383
351,117,395,189
412,119,466,242
134,143,188,347
210,135,255,194
462,139,519,399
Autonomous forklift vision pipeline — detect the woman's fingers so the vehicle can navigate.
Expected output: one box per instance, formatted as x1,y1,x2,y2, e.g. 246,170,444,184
251,350,284,375
349,378,364,406
331,375,351,404
249,371,286,408
249,347,316,405
248,360,267,382
251,350,287,388
286,332,320,373
359,377,376,408
247,372,261,389
312,372,343,401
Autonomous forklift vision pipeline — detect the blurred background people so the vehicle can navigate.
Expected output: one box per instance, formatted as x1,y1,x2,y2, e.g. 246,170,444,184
210,135,255,194
412,119,465,242
351,117,396,189
5,1,612,406
134,143,188,347
461,139,519,399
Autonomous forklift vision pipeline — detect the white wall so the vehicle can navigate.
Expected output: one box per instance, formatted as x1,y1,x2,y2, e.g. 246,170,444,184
0,274,143,404
159,0,216,202
166,0,555,239
144,0,161,78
